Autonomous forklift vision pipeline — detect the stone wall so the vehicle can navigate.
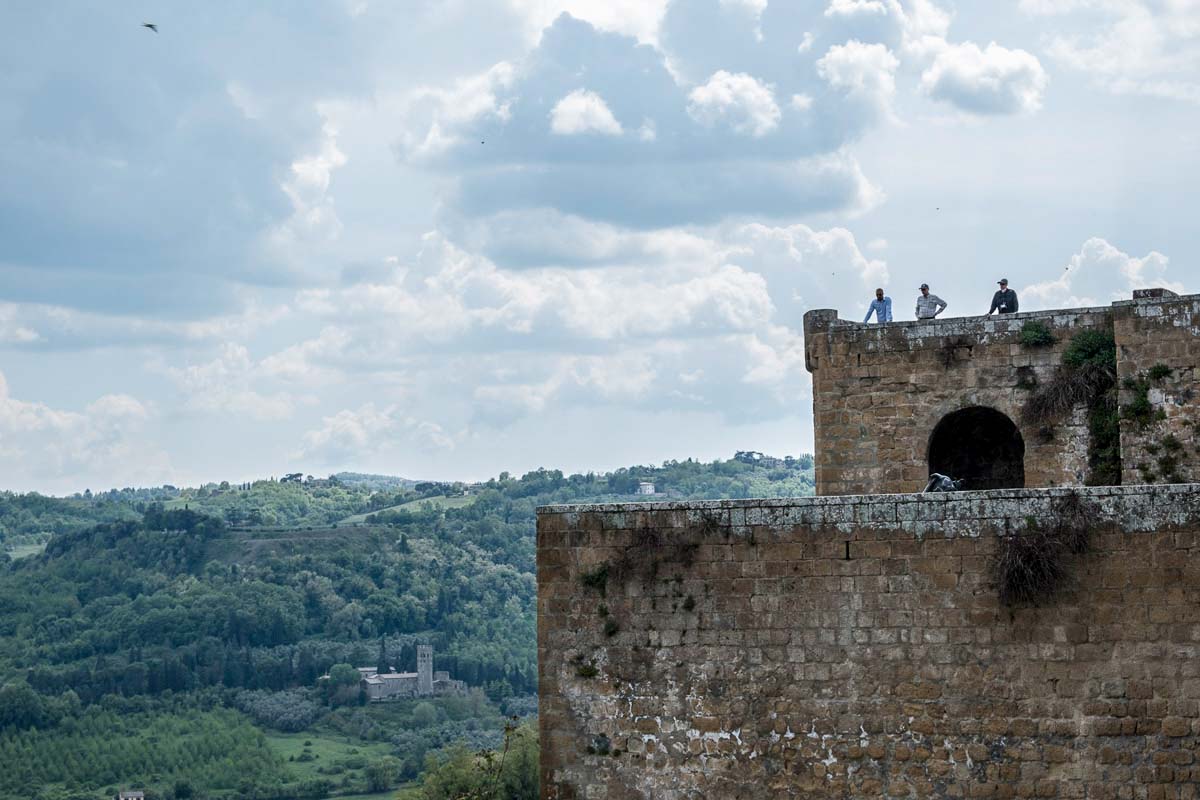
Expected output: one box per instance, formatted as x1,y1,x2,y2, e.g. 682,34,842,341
1113,294,1200,486
803,307,1113,496
537,486,1200,799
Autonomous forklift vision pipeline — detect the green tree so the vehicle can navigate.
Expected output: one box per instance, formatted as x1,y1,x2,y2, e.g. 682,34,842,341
364,756,401,792
0,681,45,730
412,701,438,728
419,744,485,800
325,663,362,707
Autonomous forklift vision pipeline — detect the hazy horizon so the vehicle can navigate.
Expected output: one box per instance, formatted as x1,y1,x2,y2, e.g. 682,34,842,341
2,1,1197,494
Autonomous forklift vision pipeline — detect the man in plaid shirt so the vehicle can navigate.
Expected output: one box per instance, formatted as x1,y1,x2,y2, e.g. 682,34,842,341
916,283,948,319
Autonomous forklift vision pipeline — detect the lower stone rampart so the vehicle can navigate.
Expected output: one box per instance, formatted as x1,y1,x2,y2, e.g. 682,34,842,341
537,485,1200,798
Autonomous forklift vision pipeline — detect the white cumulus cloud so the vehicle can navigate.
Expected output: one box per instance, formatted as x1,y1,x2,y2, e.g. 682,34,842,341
1022,238,1184,309
0,371,168,492
508,0,670,44
921,41,1048,114
297,403,455,463
687,71,782,137
164,343,298,421
549,89,624,135
817,40,900,117
825,0,889,18
1022,0,1200,102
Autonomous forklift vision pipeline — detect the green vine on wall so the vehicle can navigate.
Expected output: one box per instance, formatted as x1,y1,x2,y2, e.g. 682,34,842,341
1021,329,1120,486
1019,320,1056,348
1126,364,1184,483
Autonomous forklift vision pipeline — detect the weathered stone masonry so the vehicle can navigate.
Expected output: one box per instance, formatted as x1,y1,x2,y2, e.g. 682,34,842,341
803,291,1200,497
538,486,1200,799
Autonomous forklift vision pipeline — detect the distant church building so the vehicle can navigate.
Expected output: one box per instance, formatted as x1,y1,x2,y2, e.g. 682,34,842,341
360,644,465,701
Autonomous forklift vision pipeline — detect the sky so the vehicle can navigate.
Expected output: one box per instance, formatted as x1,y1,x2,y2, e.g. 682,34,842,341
1,0,1198,493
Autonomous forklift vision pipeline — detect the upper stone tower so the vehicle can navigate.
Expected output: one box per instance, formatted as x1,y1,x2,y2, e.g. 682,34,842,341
417,644,433,695
803,289,1200,496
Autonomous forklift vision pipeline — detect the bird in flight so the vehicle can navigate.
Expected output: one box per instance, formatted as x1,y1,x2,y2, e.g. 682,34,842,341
143,23,158,32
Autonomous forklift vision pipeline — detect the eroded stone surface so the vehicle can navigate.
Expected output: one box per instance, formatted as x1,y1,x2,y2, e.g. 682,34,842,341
538,486,1200,798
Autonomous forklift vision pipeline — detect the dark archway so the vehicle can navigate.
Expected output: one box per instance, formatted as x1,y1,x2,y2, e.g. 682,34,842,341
928,406,1025,490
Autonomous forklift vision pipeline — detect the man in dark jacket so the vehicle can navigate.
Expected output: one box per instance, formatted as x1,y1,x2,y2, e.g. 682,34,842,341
988,278,1019,315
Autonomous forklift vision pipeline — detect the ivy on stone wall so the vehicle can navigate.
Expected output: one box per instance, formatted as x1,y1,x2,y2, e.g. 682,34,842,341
1019,320,1056,347
1021,329,1120,486
1126,363,1184,483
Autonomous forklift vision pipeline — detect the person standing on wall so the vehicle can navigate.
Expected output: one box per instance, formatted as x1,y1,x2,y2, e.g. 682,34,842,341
987,278,1019,315
915,283,947,319
864,287,892,323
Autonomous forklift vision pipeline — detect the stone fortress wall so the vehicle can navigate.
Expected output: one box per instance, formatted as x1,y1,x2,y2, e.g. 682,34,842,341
802,290,1200,496
537,289,1200,798
537,487,1200,798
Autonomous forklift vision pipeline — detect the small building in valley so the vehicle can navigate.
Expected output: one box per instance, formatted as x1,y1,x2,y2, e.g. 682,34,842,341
360,645,465,701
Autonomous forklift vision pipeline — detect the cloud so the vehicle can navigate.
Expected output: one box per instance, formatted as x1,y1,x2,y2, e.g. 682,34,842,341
507,0,670,44
296,403,455,463
260,327,353,384
550,89,624,135
820,0,951,60
790,93,815,111
920,41,1048,114
396,62,517,161
825,0,889,19
265,118,349,255
687,71,782,137
163,343,298,420
259,218,883,432
398,12,889,227
1021,238,1184,309
0,304,39,344
1022,0,1200,102
0,2,532,322
0,6,316,318
0,371,169,492
451,150,882,229
816,40,900,118
0,297,290,353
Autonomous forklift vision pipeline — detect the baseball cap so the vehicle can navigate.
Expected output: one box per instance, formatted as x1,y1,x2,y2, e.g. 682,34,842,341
997,278,1008,285
919,283,929,290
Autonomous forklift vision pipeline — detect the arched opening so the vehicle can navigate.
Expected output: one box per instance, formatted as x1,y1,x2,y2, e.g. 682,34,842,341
927,406,1025,490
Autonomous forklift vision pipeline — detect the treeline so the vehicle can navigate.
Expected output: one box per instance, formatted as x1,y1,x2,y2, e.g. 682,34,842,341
0,454,811,799
2,455,813,704
0,491,136,546
1,508,537,702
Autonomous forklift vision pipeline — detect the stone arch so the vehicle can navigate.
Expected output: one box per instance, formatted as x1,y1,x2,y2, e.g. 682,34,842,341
927,406,1025,490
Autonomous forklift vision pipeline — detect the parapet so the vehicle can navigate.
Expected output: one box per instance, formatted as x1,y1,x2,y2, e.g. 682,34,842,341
803,291,1200,495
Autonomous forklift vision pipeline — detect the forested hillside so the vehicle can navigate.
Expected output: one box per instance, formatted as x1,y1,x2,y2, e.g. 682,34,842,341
0,454,812,800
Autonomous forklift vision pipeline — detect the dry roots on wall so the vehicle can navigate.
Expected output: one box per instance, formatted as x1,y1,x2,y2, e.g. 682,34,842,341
994,492,1092,606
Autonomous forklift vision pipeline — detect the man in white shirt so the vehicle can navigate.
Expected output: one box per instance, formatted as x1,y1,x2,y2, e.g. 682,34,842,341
916,283,948,319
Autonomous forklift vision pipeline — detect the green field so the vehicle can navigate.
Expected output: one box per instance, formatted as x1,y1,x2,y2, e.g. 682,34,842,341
268,731,404,795
339,494,477,524
5,541,47,559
